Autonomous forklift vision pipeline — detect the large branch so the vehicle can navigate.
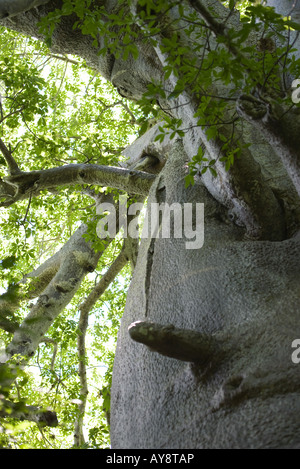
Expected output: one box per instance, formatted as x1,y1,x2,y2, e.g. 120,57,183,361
0,397,58,427
1,0,298,216
1,190,124,389
0,178,17,204
0,286,22,334
4,224,102,361
1,164,155,207
0,234,64,333
187,0,265,72
1,0,284,239
0,316,19,333
22,249,62,300
0,0,50,19
188,0,240,31
186,1,300,197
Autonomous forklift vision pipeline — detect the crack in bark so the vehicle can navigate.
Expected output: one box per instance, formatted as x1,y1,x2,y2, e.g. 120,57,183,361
144,238,155,318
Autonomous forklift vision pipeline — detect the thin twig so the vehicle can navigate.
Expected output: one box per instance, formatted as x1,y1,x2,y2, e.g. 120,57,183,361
79,245,128,315
21,191,32,225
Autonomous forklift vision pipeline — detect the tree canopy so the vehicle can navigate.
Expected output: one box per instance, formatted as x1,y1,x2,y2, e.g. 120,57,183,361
0,26,143,448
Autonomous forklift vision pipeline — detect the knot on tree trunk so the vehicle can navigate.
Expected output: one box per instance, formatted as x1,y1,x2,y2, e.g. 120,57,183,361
128,320,219,365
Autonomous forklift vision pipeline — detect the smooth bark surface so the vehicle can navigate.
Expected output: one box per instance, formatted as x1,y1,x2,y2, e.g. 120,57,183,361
111,137,300,448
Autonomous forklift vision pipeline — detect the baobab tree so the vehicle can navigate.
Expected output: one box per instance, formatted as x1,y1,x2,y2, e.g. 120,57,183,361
0,0,300,449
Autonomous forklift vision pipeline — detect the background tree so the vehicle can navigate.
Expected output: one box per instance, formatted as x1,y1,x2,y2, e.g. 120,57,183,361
0,0,299,449
0,26,141,448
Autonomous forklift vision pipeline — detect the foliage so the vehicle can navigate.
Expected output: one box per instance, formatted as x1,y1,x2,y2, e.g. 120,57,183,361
0,26,138,448
36,0,300,187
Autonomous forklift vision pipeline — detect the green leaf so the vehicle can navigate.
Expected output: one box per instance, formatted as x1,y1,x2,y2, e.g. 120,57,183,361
0,255,17,269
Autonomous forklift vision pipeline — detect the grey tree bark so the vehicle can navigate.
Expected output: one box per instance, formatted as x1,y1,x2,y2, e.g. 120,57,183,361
0,0,300,449
112,134,300,449
0,0,50,19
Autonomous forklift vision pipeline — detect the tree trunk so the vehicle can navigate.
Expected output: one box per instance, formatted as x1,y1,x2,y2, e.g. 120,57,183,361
111,135,300,449
111,0,300,448
1,0,300,449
